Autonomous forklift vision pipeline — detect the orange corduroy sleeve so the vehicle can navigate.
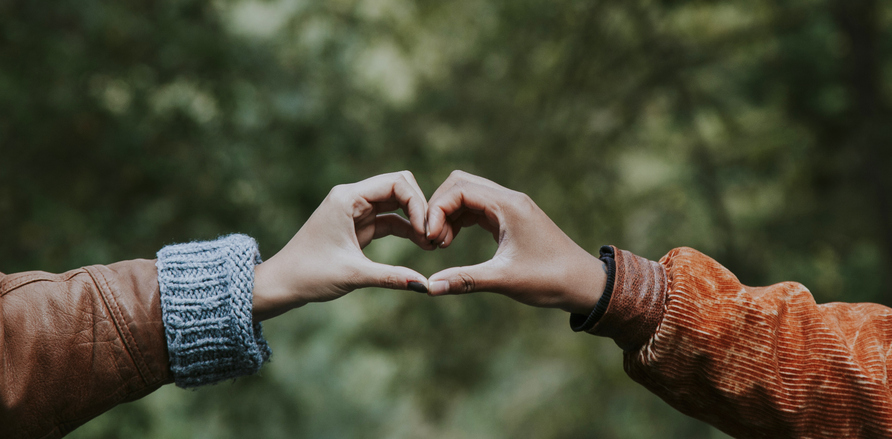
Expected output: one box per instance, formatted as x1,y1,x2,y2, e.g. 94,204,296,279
586,246,892,438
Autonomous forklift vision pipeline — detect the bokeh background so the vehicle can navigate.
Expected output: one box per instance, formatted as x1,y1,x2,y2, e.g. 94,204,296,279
2,0,892,437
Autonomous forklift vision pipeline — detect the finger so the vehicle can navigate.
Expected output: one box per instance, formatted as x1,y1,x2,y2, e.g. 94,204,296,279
393,171,428,237
437,210,481,248
372,213,437,250
430,205,463,247
399,170,429,234
427,170,503,204
437,170,507,198
427,170,503,232
354,257,430,293
427,170,514,243
437,219,457,248
371,200,401,213
350,172,428,237
427,218,455,249
427,180,504,245
393,172,428,237
432,201,497,248
425,173,465,240
370,201,434,249
427,258,506,296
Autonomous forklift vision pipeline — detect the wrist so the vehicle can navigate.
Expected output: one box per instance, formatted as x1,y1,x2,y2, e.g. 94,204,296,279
562,252,606,315
252,258,304,321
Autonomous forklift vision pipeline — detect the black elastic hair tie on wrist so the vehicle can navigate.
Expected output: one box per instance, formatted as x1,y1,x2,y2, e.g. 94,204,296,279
570,245,616,332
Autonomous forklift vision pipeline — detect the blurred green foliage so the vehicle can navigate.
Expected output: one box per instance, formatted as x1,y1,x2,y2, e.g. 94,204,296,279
2,0,891,437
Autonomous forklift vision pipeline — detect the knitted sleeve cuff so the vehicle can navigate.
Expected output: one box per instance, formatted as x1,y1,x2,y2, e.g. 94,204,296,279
156,234,272,388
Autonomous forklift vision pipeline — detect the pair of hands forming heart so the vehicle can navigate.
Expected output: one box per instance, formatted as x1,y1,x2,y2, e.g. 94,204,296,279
252,170,606,321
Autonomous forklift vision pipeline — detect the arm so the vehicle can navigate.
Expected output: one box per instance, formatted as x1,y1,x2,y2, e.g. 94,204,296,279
608,246,892,438
1,171,433,438
425,170,892,438
0,260,170,438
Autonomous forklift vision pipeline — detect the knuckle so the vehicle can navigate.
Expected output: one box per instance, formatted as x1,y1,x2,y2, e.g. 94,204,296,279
328,184,350,200
449,169,467,180
453,178,475,193
511,191,536,211
380,273,401,290
330,184,362,210
327,184,372,218
391,172,412,191
456,272,476,294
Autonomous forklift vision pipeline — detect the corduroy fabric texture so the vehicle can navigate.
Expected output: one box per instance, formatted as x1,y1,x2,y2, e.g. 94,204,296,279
608,247,892,437
588,247,667,351
156,234,271,388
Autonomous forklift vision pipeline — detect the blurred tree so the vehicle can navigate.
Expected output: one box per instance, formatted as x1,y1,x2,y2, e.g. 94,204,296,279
1,0,890,437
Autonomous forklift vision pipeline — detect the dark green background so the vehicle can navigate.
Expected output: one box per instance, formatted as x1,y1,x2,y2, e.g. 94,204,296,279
2,0,891,437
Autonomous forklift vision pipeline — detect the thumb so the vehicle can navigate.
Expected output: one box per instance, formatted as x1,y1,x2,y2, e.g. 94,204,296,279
354,258,430,293
427,259,506,296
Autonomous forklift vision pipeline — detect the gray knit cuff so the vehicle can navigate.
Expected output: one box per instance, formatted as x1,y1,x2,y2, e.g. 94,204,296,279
156,234,272,388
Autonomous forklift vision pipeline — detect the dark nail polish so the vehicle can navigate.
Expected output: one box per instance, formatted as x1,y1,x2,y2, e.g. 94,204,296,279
407,281,428,293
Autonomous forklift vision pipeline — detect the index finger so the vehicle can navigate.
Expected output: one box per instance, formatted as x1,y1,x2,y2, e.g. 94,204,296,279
427,175,509,244
350,171,428,236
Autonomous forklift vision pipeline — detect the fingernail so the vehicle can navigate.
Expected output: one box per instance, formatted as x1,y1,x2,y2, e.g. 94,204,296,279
407,281,428,293
429,281,450,295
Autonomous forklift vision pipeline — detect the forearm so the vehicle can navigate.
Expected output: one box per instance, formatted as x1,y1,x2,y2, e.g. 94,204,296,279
0,260,171,438
583,246,892,438
0,234,273,438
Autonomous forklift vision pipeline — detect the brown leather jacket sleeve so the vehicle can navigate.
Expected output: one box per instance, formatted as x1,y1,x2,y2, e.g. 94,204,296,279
0,260,172,439
587,246,892,438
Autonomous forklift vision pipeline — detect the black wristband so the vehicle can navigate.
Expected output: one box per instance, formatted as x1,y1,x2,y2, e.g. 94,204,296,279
569,245,616,332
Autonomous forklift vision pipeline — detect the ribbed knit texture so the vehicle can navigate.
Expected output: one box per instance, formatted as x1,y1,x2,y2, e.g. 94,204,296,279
156,234,271,388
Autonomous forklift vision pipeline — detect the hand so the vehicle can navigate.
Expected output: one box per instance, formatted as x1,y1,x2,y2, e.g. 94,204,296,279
425,170,605,315
252,171,434,321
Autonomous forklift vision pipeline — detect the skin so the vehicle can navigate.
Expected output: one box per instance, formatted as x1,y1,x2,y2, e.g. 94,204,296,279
251,169,605,321
252,171,434,321
425,170,606,315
